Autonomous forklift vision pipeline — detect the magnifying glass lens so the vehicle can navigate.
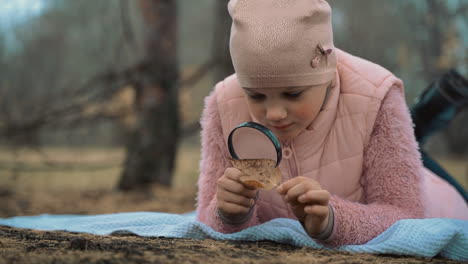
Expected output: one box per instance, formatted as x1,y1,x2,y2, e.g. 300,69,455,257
228,122,282,167
231,126,277,160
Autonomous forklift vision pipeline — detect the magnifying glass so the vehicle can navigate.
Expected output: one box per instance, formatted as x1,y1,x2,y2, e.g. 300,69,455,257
227,122,282,190
228,122,282,167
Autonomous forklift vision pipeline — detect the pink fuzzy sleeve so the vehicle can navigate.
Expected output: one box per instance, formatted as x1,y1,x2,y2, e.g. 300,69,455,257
325,86,425,246
195,88,260,233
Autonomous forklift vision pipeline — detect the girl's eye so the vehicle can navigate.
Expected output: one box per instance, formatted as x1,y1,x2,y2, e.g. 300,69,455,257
247,93,265,101
283,91,303,99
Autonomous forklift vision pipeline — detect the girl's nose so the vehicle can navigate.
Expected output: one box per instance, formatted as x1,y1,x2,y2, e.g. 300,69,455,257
266,104,287,121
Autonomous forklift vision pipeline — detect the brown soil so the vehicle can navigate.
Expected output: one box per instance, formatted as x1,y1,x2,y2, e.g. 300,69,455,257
0,185,465,264
1,226,463,264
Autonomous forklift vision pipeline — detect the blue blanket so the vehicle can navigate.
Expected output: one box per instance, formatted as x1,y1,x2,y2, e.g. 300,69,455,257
0,212,467,261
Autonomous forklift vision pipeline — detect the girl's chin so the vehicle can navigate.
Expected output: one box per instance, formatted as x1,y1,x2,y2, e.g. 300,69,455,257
274,129,305,143
275,132,296,143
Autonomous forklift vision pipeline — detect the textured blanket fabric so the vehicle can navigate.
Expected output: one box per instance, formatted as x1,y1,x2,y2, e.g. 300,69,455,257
0,213,466,261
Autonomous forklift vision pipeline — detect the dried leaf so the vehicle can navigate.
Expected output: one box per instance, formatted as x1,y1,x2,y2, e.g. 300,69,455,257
229,158,282,190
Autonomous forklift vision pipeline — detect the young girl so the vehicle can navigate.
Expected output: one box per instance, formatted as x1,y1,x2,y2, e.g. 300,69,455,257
196,0,468,246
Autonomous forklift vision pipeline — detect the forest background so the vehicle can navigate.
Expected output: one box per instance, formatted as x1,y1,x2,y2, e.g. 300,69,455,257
0,0,467,215
0,1,467,263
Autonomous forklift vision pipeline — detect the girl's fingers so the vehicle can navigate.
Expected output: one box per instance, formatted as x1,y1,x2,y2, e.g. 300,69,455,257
277,176,306,194
218,202,251,215
304,204,329,217
218,176,257,199
218,189,255,208
298,190,330,205
283,183,306,204
283,181,322,204
224,167,244,181
277,176,321,195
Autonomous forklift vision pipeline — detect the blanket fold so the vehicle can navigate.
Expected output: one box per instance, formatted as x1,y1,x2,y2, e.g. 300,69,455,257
0,212,466,261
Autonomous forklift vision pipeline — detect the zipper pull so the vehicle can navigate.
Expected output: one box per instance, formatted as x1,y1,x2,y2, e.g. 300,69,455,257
282,146,293,159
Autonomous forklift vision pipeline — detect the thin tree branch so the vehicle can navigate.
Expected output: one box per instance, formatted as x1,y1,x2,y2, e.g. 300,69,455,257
451,4,468,17
0,59,151,141
120,0,137,51
180,57,219,88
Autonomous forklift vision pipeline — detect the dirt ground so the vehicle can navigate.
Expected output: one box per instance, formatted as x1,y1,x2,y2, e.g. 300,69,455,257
0,226,463,264
1,186,466,264
0,147,467,264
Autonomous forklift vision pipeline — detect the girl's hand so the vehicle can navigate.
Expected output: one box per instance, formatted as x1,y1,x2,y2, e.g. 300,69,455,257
277,176,331,237
216,167,258,219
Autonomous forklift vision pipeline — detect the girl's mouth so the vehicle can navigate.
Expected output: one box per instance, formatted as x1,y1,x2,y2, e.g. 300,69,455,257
271,123,293,130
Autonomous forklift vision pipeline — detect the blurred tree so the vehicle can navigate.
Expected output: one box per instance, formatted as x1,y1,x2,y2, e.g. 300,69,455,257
212,0,233,82
0,1,138,149
118,0,180,190
331,0,468,155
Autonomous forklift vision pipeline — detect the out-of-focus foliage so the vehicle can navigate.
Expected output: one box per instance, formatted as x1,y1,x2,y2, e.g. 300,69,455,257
331,0,467,99
331,0,468,154
0,0,467,154
0,1,147,146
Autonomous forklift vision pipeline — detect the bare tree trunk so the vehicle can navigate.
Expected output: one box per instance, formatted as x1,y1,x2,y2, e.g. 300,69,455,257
118,0,179,190
421,0,446,79
212,0,234,81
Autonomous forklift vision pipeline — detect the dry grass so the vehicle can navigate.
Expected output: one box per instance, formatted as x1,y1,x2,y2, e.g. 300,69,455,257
0,143,201,193
0,143,200,217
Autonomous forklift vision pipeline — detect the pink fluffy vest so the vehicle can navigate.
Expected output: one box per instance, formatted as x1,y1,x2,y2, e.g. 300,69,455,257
214,49,467,222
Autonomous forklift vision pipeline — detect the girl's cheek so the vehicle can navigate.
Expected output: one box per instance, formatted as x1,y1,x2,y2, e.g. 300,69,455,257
293,92,326,121
294,104,319,120
247,103,264,120
294,105,310,118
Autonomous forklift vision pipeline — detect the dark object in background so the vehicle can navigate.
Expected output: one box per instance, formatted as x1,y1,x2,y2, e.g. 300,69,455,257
410,69,468,202
412,69,468,145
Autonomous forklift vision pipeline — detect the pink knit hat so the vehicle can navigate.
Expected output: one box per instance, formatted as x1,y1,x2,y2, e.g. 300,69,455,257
228,0,336,88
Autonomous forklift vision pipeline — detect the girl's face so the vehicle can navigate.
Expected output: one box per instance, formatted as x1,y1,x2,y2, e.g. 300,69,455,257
243,84,328,142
